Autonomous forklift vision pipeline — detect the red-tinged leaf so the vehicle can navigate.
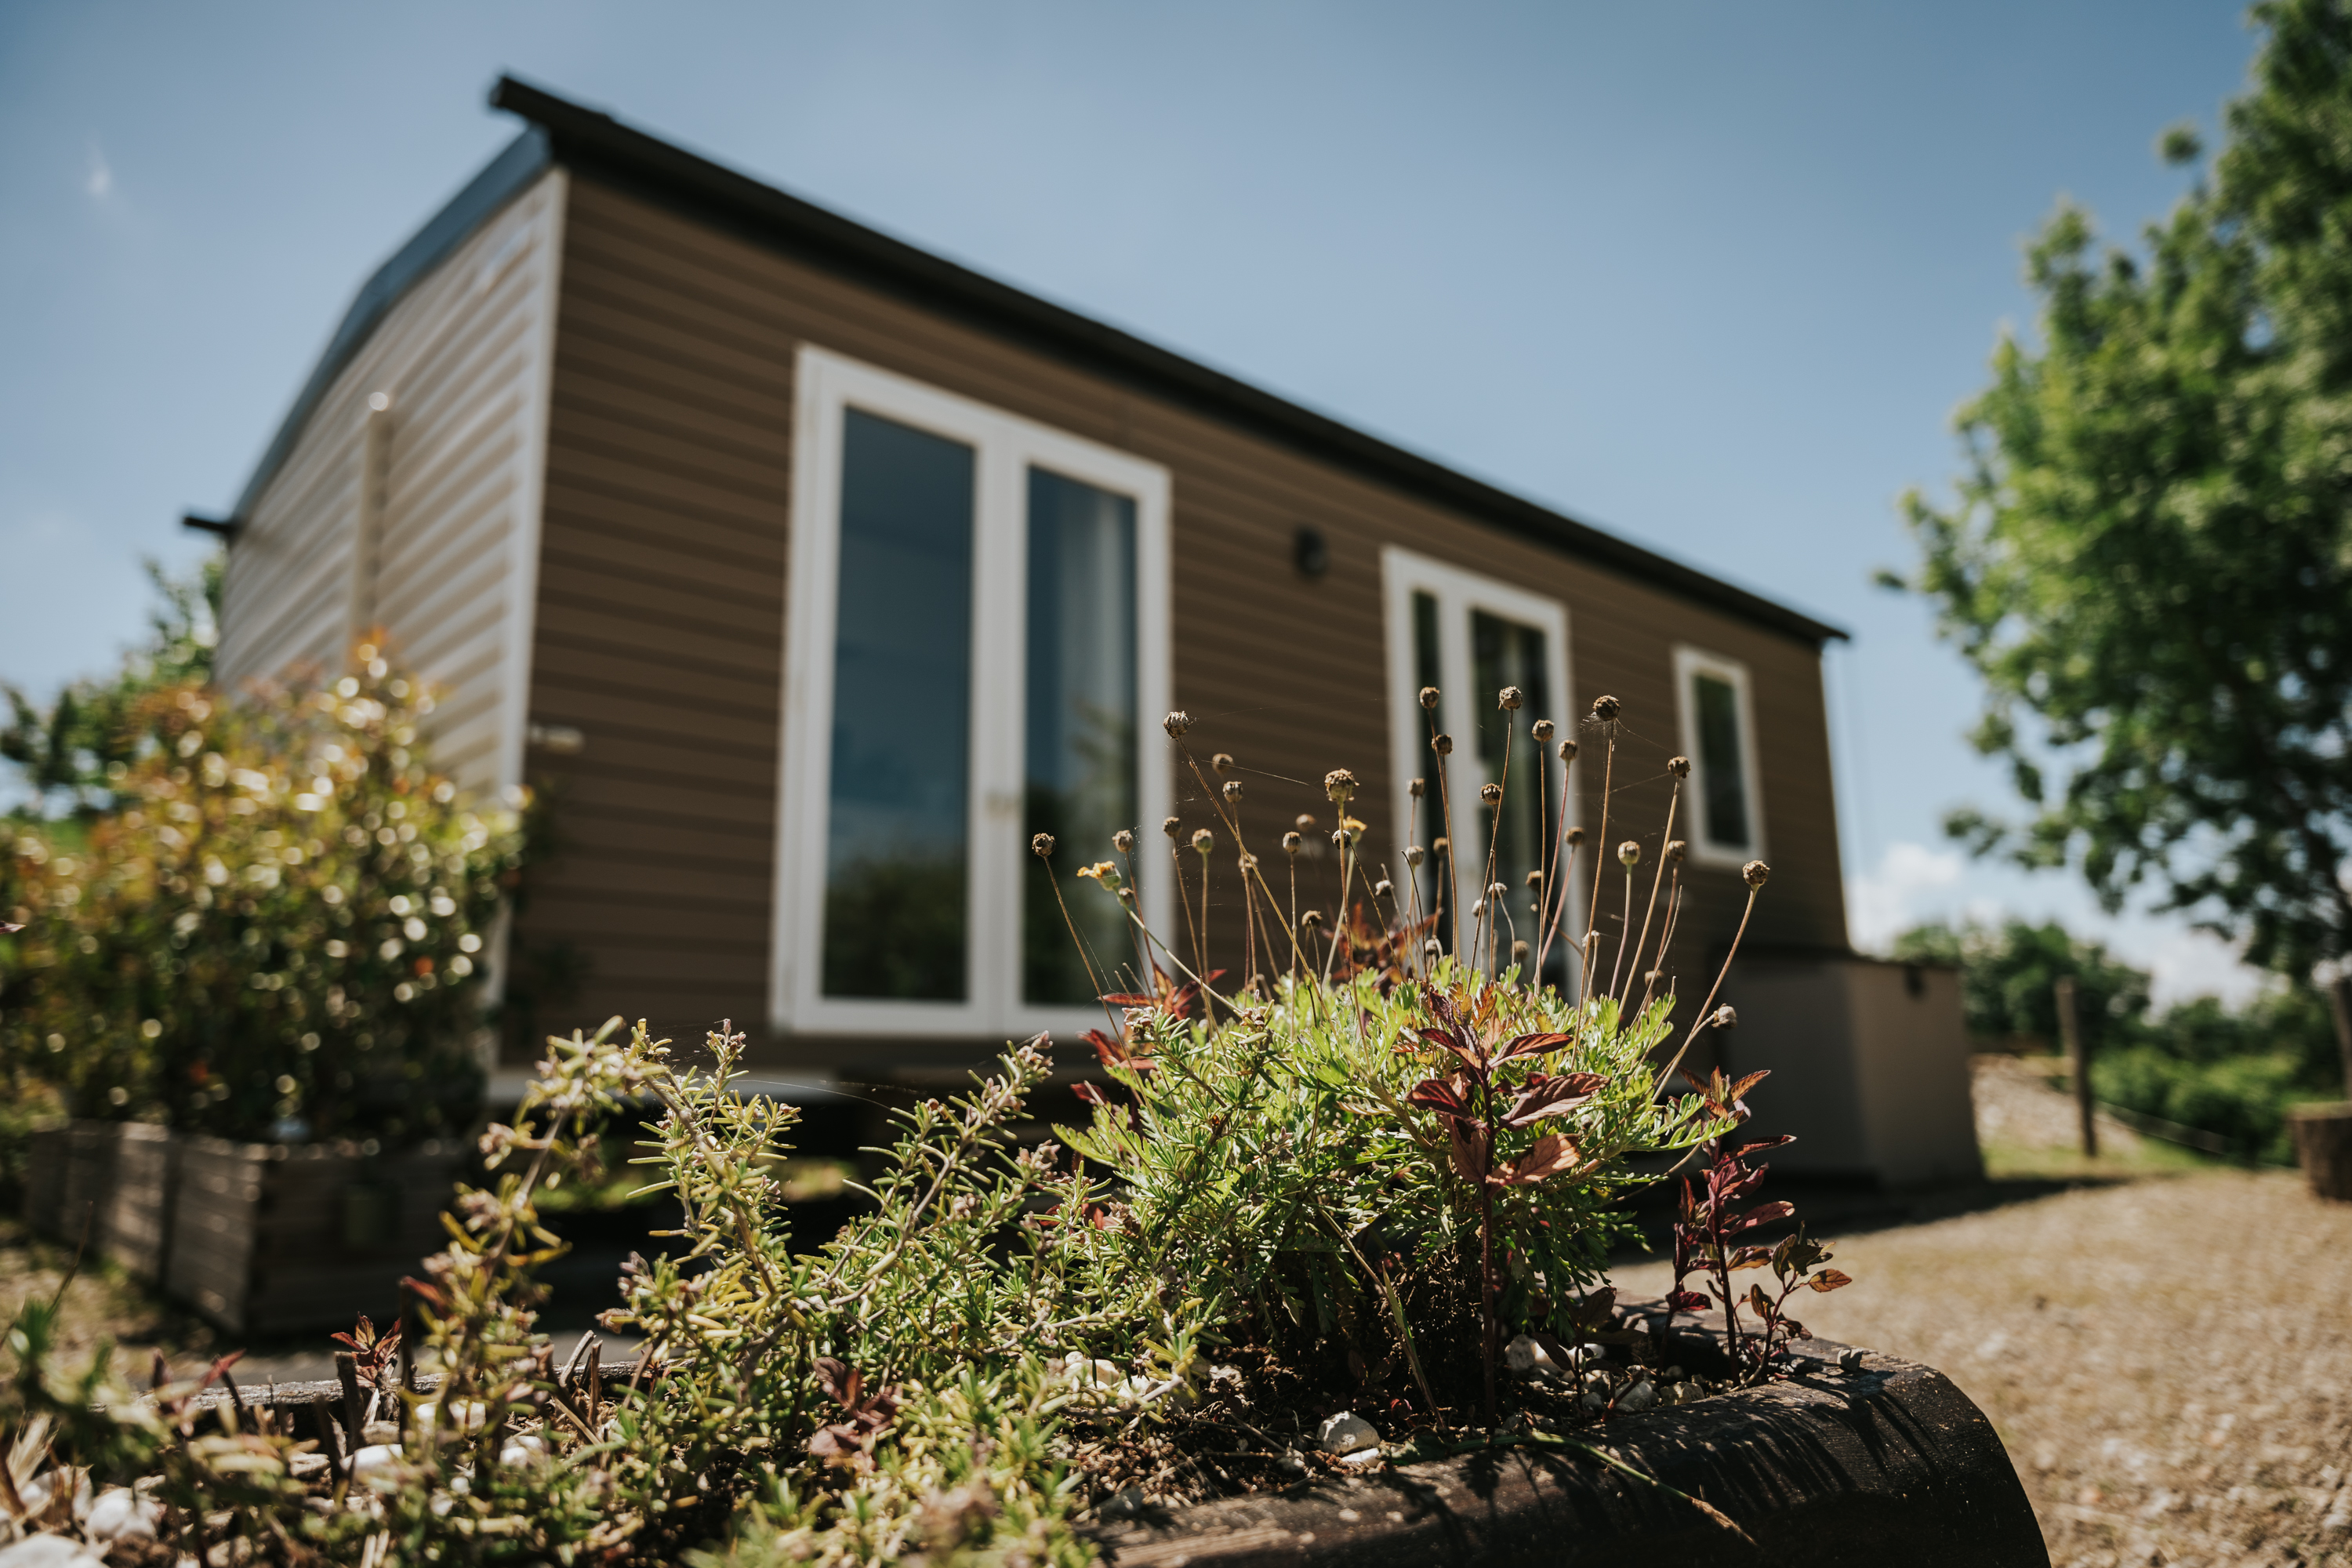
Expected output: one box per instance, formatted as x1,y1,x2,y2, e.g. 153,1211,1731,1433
0,922,23,935
1668,1290,1711,1313
1495,1030,1577,1062
1072,1080,1109,1108
1098,993,1160,1007
1729,1244,1773,1270
1733,1200,1795,1232
1503,1072,1605,1127
1417,1025,1479,1066
1746,1283,1773,1315
1406,1076,1474,1121
1739,1134,1797,1153
1726,1069,1770,1104
1447,1123,1490,1185
813,1356,861,1409
399,1276,448,1312
1807,1269,1853,1294
1498,1131,1583,1186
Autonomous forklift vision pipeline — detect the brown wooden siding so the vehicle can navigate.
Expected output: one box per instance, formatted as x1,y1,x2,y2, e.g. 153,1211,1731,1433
526,174,1847,1069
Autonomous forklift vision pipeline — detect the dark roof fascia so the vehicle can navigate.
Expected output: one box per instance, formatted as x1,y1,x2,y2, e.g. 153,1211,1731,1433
488,76,1847,648
224,128,555,525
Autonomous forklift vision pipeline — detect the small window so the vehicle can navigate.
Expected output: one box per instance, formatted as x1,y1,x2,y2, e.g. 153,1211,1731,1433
1672,647,1763,867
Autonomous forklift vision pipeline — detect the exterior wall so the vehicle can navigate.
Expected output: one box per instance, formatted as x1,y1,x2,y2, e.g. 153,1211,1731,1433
1721,955,1981,1186
523,172,1849,1072
216,172,568,800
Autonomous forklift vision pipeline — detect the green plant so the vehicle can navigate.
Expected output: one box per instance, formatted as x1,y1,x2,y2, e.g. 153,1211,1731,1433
0,649,522,1145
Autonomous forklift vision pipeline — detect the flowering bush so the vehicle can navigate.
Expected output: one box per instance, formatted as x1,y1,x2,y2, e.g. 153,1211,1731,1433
0,651,521,1146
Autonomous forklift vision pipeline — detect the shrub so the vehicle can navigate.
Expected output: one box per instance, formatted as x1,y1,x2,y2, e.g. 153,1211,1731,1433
0,692,1817,1563
0,652,522,1147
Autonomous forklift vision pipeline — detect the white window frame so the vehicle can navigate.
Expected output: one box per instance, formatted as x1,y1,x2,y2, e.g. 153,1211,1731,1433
1672,644,1766,869
1380,546,1577,969
774,347,1174,1039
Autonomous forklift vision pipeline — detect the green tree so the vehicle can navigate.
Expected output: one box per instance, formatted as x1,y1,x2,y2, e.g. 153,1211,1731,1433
1890,0,2352,985
1893,918,2151,1048
2,554,222,818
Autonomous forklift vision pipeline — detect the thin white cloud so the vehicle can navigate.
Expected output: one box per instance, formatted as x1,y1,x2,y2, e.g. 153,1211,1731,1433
85,141,113,199
1846,840,1964,952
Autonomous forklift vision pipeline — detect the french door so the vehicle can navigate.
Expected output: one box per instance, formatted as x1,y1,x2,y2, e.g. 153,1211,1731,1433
775,348,1173,1038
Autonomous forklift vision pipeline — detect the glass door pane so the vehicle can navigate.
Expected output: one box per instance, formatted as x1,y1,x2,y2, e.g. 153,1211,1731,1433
1409,589,1453,950
1471,609,1556,975
1022,467,1138,1003
822,408,975,1000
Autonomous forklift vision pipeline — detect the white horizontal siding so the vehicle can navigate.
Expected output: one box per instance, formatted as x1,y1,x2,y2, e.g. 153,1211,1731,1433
216,170,566,802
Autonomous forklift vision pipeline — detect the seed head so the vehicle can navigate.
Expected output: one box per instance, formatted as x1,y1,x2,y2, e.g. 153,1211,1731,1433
1239,851,1258,872
1498,685,1523,711
1591,695,1621,722
1163,710,1194,739
1565,826,1585,847
1403,844,1425,868
1668,755,1691,779
1409,776,1426,800
1743,860,1770,889
1162,816,1182,840
1486,881,1508,901
1222,779,1244,803
1526,869,1544,888
1432,837,1450,855
1300,909,1323,931
1617,840,1641,869
1418,686,1440,711
1113,829,1135,854
1212,752,1236,775
1666,839,1687,863
1432,733,1454,756
1531,719,1555,742
1324,768,1358,805
1296,814,1316,831
1559,739,1578,763
1283,831,1303,855
1374,878,1394,898
1511,939,1530,968
1192,828,1214,854
1424,937,1443,959
1479,782,1502,805
1031,833,1056,858
1711,1005,1739,1030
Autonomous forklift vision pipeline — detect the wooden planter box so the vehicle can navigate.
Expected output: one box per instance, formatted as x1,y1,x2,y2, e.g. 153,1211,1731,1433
166,1136,470,1335
2288,1102,2352,1202
21,1122,469,1336
21,1121,180,1283
1091,1330,2046,1568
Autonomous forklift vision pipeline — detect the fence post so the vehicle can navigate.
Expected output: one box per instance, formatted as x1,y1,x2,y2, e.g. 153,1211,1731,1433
2056,975,2096,1158
2331,976,2352,1102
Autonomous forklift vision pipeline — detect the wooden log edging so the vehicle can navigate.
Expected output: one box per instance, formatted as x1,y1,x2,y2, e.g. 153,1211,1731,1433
1089,1337,2047,1568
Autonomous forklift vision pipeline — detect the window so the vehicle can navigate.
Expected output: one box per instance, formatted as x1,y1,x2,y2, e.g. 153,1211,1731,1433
1381,548,1576,976
1672,646,1764,867
777,348,1172,1037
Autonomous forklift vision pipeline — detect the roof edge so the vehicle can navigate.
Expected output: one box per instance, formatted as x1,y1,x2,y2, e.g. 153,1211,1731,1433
225,127,555,524
488,76,1846,648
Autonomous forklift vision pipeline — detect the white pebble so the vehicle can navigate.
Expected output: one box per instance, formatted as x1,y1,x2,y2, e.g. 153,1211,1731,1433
1504,1334,1555,1375
349,1444,408,1492
85,1486,161,1541
499,1433,549,1468
1618,1381,1657,1412
1317,1411,1378,1454
1580,1390,1606,1410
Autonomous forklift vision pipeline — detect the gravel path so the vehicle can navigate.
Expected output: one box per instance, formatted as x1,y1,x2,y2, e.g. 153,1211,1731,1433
1616,1156,2352,1564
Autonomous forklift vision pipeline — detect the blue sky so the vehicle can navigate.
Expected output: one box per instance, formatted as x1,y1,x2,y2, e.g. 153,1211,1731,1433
0,1,2268,1001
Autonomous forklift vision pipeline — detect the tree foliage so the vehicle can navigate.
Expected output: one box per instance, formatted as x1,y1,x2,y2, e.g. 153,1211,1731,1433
1893,0,2352,978
2,554,222,819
